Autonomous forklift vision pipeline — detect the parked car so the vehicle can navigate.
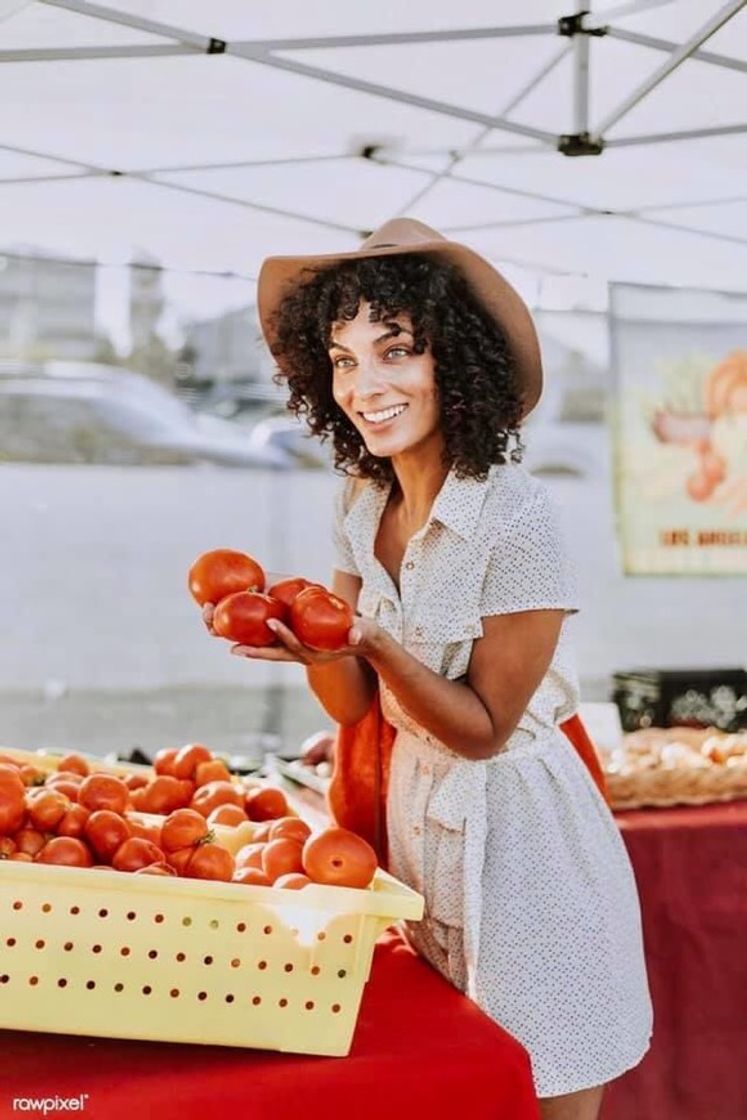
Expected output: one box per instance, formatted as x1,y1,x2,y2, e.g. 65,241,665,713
0,361,289,468
245,414,333,470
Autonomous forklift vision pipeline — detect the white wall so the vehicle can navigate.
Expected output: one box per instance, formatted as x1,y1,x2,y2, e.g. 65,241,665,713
2,450,744,697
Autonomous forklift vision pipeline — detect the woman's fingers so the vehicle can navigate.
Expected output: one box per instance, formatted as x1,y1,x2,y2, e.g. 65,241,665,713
230,644,301,662
202,602,217,635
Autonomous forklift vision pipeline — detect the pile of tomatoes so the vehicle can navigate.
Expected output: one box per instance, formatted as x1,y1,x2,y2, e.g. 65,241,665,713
189,548,354,651
0,746,377,890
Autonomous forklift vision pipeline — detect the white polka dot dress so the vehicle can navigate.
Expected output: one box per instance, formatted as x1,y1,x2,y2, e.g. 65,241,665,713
332,463,653,1098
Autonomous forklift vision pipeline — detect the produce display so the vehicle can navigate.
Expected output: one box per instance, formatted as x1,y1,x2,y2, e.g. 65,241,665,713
0,745,378,890
189,549,354,651
603,726,747,809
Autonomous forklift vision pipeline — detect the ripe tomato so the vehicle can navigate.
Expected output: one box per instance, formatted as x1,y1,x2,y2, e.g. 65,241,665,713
161,808,210,852
173,743,213,780
302,827,377,889
268,816,312,844
232,867,271,886
0,784,26,836
261,838,304,883
188,548,265,605
185,843,234,882
207,803,247,827
274,873,311,890
135,862,177,877
212,591,286,647
18,764,47,787
124,773,149,791
112,837,166,873
27,788,70,831
165,847,194,876
153,747,179,777
57,804,91,839
10,852,34,862
13,827,47,857
234,842,265,870
0,837,16,858
140,775,189,815
0,755,22,770
37,837,93,868
267,577,322,609
125,814,163,849
85,810,132,862
244,786,289,822
128,787,148,812
45,778,81,803
289,587,354,651
191,780,244,818
57,753,90,777
78,774,130,815
194,759,232,787
251,822,272,842
0,764,25,794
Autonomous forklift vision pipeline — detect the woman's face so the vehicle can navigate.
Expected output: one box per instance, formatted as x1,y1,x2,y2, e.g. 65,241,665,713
329,302,442,460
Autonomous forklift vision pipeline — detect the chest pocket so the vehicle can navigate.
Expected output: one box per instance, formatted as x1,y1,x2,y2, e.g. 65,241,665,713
404,600,483,680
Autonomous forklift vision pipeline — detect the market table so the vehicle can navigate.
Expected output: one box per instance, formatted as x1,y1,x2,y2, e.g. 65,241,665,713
0,927,540,1120
602,799,747,1120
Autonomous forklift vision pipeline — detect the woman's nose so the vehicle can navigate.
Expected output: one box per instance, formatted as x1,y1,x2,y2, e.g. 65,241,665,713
355,358,386,399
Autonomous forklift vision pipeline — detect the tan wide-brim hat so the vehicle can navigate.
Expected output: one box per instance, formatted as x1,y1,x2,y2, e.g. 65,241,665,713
257,217,542,418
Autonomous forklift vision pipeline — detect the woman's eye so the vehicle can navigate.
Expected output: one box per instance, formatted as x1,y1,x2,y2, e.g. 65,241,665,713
332,356,355,370
385,347,410,359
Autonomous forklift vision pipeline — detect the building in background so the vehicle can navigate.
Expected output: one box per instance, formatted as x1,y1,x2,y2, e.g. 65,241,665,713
0,251,99,361
183,305,264,384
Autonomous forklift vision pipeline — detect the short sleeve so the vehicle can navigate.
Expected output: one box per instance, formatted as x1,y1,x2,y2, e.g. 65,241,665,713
480,485,579,617
331,477,360,577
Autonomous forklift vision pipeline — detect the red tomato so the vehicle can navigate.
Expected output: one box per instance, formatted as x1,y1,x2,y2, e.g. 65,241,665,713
194,759,232,787
57,753,90,777
289,587,354,651
13,827,46,857
128,788,147,812
140,775,189,815
207,803,247,827
0,783,26,836
18,764,47,787
274,872,311,890
10,852,34,862
267,577,322,609
0,836,16,858
124,773,149,791
27,789,70,831
153,748,179,777
56,804,90,839
0,755,22,770
234,842,265,870
188,549,265,606
268,816,312,844
232,867,271,886
37,837,93,868
261,838,304,883
244,786,289,822
84,810,132,862
125,815,163,849
251,822,272,842
191,780,244,819
212,591,286,647
173,743,213,780
135,862,178,877
0,764,25,794
78,774,129,816
302,827,377,889
165,847,194,876
46,779,81,803
112,837,166,873
185,843,234,882
161,808,210,853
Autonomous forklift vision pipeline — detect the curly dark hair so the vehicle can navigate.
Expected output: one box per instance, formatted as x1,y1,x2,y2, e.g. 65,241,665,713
268,253,525,485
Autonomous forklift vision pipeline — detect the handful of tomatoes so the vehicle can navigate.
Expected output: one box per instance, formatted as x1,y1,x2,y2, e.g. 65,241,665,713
188,548,354,652
0,746,377,890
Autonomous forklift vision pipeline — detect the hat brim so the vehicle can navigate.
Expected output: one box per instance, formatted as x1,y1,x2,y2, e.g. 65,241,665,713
257,238,542,419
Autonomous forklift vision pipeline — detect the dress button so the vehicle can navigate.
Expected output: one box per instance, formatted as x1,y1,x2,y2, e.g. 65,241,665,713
404,561,415,570
413,825,422,837
414,626,424,638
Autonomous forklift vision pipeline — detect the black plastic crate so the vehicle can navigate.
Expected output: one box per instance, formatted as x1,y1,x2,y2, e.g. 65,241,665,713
612,668,747,733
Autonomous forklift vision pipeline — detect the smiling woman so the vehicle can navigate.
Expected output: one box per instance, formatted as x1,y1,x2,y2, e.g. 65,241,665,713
219,219,656,1120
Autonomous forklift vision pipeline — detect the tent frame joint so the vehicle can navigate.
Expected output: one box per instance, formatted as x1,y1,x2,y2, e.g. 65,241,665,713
558,132,605,156
557,12,607,37
207,38,227,55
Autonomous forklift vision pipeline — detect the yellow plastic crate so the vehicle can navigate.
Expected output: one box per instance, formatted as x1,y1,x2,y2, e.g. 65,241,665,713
0,840,423,1056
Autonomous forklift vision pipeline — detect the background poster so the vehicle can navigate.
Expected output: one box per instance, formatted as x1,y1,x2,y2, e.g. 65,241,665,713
611,283,747,575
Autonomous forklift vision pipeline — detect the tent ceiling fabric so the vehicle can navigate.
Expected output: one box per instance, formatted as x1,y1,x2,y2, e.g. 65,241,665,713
1,0,746,292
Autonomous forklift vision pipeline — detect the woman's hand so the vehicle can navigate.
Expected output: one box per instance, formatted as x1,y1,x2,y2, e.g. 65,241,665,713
202,602,217,635
229,616,383,666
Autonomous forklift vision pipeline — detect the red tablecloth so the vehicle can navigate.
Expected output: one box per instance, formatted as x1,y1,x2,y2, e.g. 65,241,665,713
0,928,539,1120
602,800,747,1120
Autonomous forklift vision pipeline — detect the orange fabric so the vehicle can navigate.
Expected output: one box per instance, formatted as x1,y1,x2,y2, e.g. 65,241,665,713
327,694,609,866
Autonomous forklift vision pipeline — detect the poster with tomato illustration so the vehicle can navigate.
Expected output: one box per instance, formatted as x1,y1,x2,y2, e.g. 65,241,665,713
611,283,747,575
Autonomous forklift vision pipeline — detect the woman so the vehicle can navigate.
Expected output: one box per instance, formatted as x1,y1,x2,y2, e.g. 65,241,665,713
228,219,652,1119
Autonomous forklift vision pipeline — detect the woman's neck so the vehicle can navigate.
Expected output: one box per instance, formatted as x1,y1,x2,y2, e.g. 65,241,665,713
389,443,451,535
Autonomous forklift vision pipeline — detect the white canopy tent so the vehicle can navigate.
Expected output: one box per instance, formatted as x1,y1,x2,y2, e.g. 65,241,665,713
0,0,746,303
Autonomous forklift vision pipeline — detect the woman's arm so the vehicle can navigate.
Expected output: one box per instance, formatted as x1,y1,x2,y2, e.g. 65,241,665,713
366,608,565,760
304,570,378,725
